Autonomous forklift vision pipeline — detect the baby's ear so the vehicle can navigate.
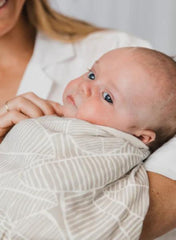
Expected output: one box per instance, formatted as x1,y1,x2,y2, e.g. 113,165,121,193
134,129,156,144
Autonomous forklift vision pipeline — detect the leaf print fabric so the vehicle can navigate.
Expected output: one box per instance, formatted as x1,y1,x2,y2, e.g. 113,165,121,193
0,116,150,240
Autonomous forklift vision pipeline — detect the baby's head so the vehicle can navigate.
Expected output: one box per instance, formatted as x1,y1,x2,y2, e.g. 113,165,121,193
62,47,176,151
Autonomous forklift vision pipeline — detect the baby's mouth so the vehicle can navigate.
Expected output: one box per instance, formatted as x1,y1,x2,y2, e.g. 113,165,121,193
67,95,76,106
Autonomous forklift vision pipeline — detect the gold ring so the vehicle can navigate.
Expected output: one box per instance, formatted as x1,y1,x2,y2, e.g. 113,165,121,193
4,101,10,112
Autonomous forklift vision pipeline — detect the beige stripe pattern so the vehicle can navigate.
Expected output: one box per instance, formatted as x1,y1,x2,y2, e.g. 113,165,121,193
0,116,150,240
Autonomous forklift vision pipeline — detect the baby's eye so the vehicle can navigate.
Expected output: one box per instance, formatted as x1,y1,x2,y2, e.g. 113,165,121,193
87,71,95,80
103,92,113,104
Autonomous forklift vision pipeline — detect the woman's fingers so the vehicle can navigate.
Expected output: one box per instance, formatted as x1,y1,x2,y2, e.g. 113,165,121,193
48,100,64,117
0,92,63,142
22,93,64,117
0,110,29,143
4,97,44,118
0,110,29,126
4,92,55,118
20,92,57,116
0,92,61,118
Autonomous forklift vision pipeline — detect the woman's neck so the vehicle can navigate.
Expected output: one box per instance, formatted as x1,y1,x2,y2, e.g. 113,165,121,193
0,14,36,66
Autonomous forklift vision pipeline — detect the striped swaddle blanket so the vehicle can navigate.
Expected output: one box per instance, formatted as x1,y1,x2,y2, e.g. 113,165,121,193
0,116,150,240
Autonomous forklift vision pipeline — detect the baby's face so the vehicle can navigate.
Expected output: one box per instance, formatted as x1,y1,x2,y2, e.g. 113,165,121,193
62,48,156,135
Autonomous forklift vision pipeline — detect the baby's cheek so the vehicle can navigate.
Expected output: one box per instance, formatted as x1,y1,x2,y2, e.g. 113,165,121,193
75,107,102,125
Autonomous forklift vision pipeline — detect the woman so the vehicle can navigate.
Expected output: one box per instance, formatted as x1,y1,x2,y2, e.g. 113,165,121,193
0,0,151,126
0,0,175,239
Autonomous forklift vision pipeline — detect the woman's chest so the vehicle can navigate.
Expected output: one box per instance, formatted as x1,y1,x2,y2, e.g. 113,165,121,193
0,66,25,105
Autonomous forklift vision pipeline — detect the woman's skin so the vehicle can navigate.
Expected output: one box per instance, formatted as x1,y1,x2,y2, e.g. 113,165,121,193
0,0,35,104
0,1,175,238
0,0,62,141
140,172,176,239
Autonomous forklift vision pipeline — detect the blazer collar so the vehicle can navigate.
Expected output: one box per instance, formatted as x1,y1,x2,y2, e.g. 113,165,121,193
17,32,75,98
32,32,76,67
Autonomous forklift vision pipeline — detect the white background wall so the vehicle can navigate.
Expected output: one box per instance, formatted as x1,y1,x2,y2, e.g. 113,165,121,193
50,0,176,56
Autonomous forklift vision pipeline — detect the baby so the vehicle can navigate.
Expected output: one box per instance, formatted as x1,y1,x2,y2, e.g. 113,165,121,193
0,47,176,240
61,47,176,151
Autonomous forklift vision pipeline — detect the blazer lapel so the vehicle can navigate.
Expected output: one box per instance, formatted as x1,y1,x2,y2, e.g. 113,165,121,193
33,32,75,67
17,32,75,99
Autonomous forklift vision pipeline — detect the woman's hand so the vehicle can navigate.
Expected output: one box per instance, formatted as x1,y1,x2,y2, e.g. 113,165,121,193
0,92,63,143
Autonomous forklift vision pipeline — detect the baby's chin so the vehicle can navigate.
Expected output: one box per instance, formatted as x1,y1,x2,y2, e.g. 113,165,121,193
62,106,77,119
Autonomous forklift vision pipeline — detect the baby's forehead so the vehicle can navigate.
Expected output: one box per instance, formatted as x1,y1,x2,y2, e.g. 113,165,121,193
97,47,152,73
100,47,169,66
96,48,136,70
96,47,176,88
97,48,151,76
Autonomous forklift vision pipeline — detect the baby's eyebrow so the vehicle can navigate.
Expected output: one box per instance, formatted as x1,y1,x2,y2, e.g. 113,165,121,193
94,60,99,66
90,60,99,72
91,60,99,71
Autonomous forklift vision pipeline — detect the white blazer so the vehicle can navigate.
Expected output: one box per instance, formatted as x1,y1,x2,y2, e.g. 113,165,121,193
17,30,151,103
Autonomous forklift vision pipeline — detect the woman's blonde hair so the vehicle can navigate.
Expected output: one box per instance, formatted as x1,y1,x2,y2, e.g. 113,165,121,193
24,0,102,42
